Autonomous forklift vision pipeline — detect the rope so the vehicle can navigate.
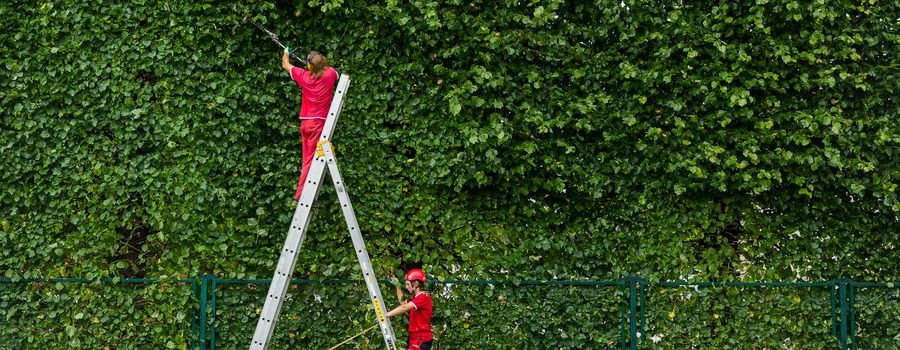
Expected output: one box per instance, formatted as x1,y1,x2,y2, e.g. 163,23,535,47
327,324,379,350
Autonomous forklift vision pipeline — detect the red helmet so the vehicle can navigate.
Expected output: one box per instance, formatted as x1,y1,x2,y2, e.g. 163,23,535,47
405,268,426,283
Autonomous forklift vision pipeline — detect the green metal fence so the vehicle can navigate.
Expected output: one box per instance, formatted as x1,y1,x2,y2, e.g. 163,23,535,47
1,276,896,349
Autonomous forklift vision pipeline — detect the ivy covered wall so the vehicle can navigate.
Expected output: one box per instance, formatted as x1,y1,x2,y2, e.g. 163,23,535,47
0,0,897,348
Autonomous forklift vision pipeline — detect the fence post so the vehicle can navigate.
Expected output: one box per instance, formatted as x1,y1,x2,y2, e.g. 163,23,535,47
833,279,857,350
621,276,646,350
639,279,646,346
629,278,637,350
191,278,199,350
210,276,218,350
840,280,847,350
830,280,837,341
619,280,627,350
848,282,856,350
200,275,210,350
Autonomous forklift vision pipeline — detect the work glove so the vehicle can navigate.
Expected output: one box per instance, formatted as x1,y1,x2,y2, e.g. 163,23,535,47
389,274,401,288
284,46,290,54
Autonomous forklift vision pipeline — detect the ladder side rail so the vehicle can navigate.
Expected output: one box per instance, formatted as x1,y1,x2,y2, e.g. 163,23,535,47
249,154,328,350
318,75,351,143
322,145,398,350
249,75,352,350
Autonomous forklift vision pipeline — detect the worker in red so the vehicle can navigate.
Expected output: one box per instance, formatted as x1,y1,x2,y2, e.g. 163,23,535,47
281,46,338,201
387,268,434,350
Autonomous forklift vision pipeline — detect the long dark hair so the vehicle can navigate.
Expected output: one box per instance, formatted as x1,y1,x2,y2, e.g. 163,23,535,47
411,279,428,292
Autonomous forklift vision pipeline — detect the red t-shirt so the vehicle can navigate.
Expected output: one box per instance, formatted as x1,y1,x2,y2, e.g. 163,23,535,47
407,292,433,341
290,66,338,120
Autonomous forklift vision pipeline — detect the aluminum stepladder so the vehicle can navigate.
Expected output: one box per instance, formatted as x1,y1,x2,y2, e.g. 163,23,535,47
250,74,398,350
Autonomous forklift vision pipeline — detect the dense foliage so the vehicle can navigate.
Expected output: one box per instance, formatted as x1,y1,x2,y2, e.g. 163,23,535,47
1,0,897,348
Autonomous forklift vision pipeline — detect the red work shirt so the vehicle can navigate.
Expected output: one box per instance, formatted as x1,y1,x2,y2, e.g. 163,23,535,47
407,292,433,341
290,66,338,120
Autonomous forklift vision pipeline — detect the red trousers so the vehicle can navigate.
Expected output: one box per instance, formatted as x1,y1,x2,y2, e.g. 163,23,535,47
294,119,326,200
407,333,433,350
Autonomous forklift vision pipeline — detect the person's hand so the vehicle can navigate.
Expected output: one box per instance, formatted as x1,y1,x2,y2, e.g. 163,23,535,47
388,271,401,288
283,46,290,55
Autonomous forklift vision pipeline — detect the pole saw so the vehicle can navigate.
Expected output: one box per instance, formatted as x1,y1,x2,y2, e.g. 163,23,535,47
252,21,309,65
230,4,308,64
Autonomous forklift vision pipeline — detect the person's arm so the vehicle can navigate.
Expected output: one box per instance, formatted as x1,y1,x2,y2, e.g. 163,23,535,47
394,285,404,303
281,48,294,75
385,302,415,318
389,274,404,302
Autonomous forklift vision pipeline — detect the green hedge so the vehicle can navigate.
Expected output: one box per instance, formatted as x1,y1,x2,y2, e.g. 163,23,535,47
851,286,900,349
1,0,897,348
645,285,835,348
0,280,194,349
